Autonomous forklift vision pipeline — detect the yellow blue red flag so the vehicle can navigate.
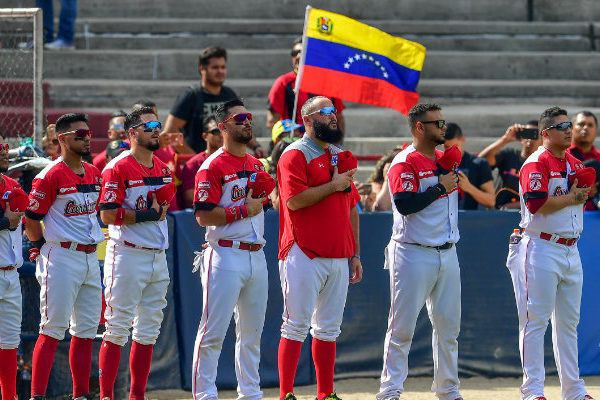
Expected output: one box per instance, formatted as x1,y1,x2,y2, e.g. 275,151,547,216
297,7,426,115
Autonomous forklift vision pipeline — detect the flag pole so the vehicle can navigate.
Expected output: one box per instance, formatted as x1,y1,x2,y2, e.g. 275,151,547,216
292,5,311,126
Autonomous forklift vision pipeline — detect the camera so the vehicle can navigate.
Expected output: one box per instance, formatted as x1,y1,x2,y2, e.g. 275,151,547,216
516,128,539,140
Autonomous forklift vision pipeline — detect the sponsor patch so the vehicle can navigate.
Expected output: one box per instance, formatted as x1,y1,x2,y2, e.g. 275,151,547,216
105,181,119,189
59,186,76,194
104,191,117,202
550,171,561,177
162,167,171,175
400,172,414,180
197,181,211,189
163,177,173,183
223,173,238,183
529,179,542,191
418,170,433,177
331,155,338,166
197,190,209,202
128,179,143,186
529,172,543,180
402,181,414,191
28,198,40,211
31,189,46,199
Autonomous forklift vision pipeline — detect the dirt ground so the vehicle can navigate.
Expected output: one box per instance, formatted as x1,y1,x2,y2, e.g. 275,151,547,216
149,375,600,399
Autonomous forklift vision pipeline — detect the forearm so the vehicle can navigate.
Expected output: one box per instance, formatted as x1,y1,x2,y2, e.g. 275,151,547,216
372,183,391,211
287,181,337,211
535,195,575,215
478,138,508,167
394,184,446,215
195,208,227,227
100,208,137,225
464,185,495,208
25,219,44,241
350,206,360,255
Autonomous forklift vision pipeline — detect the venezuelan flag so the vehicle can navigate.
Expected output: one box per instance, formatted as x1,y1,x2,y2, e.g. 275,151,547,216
297,7,426,115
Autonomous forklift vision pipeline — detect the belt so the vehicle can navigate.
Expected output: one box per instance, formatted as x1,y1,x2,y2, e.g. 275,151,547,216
217,240,263,252
60,241,97,254
406,241,454,251
123,240,162,251
0,266,15,271
539,232,578,246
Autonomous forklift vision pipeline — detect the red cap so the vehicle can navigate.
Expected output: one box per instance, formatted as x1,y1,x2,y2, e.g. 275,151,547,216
247,171,276,198
150,183,176,205
335,150,358,173
8,188,29,212
574,167,596,188
438,145,462,172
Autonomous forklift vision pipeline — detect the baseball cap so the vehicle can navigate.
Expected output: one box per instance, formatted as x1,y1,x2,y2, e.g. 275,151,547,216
271,119,303,143
105,139,130,160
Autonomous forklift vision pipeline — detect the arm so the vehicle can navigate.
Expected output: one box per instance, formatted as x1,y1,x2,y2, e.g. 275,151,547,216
287,167,356,211
393,172,457,215
533,180,589,215
100,194,167,225
0,204,24,230
183,189,195,209
349,205,362,284
479,124,522,167
25,218,44,242
457,172,496,208
195,189,266,226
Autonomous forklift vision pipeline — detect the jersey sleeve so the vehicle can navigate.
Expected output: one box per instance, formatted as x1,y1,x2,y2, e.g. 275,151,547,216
193,166,222,211
267,75,286,115
388,162,418,195
99,166,127,210
520,161,548,213
277,149,308,200
169,87,196,121
26,176,57,220
181,160,198,192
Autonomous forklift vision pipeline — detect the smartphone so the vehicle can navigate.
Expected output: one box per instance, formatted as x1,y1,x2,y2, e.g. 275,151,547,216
516,128,539,140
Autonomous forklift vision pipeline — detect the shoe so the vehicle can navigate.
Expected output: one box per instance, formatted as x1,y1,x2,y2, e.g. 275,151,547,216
320,393,342,400
283,394,297,400
29,396,46,400
73,395,94,400
18,40,34,49
44,39,75,50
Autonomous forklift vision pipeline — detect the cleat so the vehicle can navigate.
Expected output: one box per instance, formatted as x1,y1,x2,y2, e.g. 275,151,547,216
321,394,342,400
73,395,94,400
283,394,297,400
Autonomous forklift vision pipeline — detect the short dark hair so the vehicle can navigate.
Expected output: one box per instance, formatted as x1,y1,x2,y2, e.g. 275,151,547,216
368,149,398,184
300,96,329,117
203,115,217,132
214,98,245,123
198,46,227,69
408,103,442,129
575,110,598,126
125,106,157,131
111,110,127,119
526,120,538,127
55,113,88,133
444,122,463,140
132,99,156,111
539,106,568,131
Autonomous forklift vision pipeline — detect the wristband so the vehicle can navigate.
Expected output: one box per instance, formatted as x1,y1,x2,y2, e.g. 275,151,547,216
238,205,248,219
0,217,9,231
135,207,161,223
32,238,46,250
114,208,126,226
352,254,360,259
225,206,249,224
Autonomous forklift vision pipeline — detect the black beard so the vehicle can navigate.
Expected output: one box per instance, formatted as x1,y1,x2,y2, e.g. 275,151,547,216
314,121,343,143
73,147,91,157
433,136,446,145
234,129,253,144
145,141,160,151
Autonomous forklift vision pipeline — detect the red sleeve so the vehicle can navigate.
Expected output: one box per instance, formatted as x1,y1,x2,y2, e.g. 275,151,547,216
26,176,56,218
388,162,418,195
268,75,286,115
93,151,107,170
277,149,308,200
520,161,548,214
193,166,222,210
100,166,127,208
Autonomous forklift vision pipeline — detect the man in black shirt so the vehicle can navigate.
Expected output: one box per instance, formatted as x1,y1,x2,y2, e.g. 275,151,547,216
163,46,264,156
479,120,542,208
444,123,495,209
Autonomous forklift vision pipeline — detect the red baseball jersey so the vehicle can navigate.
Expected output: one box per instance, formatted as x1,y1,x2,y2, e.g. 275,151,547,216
519,146,585,236
277,135,360,260
26,158,105,244
0,175,27,267
100,151,174,250
387,145,459,247
193,148,267,244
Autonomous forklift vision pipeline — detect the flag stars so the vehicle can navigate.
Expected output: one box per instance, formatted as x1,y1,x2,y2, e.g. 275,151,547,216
344,62,351,69
362,54,367,59
347,56,354,63
354,53,360,60
342,52,390,80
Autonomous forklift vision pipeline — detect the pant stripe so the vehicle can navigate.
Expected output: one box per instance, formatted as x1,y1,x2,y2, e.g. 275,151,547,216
193,248,213,400
521,239,531,382
40,248,53,331
106,242,117,319
282,257,290,328
381,241,397,380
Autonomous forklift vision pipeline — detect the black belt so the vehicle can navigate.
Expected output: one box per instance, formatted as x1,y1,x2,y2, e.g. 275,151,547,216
405,242,454,251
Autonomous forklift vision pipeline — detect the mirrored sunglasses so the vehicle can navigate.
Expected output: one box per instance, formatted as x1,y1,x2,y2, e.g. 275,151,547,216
543,121,572,132
420,120,446,129
307,107,337,116
131,121,162,132
224,113,253,124
62,129,92,139
111,123,125,130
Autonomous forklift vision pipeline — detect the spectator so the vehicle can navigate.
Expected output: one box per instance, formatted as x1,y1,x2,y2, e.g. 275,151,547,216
365,150,398,212
479,120,542,209
41,0,77,50
180,116,222,208
443,122,495,209
104,139,130,164
41,124,59,159
567,111,600,210
164,47,264,156
261,119,303,172
92,110,127,170
266,137,299,210
267,36,346,142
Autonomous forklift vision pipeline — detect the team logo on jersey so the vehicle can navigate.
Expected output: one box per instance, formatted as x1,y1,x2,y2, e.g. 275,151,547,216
28,198,40,211
59,186,77,194
2,191,10,200
95,176,101,183
223,173,238,183
575,163,584,170
31,189,46,199
162,167,170,175
64,200,96,216
402,181,414,191
197,190,209,202
255,164,264,171
135,195,148,210
231,184,246,201
105,181,119,190
529,172,542,179
197,181,210,189
331,155,338,166
400,172,414,180
104,191,117,202
529,179,542,191
554,186,567,196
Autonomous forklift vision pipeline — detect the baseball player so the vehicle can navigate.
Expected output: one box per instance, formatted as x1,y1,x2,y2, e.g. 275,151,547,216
0,137,27,400
98,106,174,400
276,96,362,400
506,106,595,400
24,113,104,400
377,104,463,400
191,98,275,400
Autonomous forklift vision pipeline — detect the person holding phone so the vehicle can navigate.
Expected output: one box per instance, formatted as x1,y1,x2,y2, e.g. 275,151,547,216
479,120,543,208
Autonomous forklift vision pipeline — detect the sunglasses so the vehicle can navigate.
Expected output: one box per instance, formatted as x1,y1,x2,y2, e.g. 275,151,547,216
62,129,92,139
543,121,572,132
290,49,302,57
131,121,162,132
224,113,253,124
420,120,446,129
0,143,8,151
208,128,221,135
307,107,337,116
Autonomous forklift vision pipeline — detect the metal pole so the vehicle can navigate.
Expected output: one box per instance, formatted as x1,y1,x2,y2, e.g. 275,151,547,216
33,8,44,147
291,5,311,126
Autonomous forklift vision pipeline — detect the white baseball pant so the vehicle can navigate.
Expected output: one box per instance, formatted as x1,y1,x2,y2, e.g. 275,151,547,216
192,245,268,400
36,243,102,340
506,235,588,400
0,268,21,349
378,241,461,400
102,240,170,347
279,243,349,343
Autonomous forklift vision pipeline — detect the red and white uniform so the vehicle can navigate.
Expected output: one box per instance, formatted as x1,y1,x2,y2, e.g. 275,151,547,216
191,148,268,400
99,150,174,346
378,145,462,400
26,158,104,340
0,176,26,350
277,135,360,342
506,146,590,400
